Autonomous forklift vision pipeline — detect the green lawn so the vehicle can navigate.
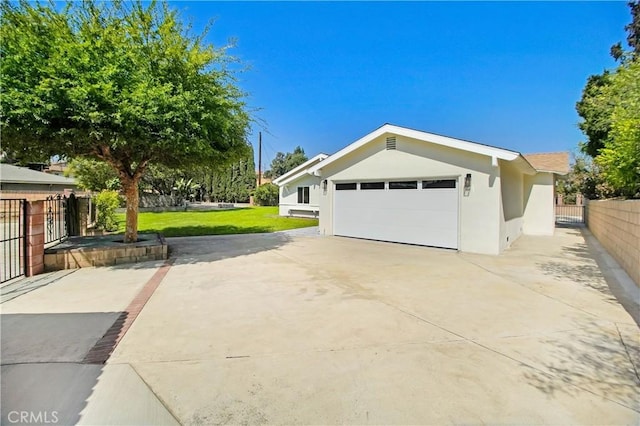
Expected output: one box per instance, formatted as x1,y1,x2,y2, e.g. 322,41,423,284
115,206,318,237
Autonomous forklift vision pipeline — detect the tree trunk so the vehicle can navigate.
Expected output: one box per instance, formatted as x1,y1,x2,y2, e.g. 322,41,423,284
121,176,140,243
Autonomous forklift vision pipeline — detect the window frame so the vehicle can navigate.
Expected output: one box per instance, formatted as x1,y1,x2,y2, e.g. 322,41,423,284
422,179,457,189
335,183,357,191
388,180,418,190
360,182,385,190
297,186,310,204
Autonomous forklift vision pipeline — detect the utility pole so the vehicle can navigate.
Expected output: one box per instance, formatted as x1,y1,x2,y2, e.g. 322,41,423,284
258,131,262,186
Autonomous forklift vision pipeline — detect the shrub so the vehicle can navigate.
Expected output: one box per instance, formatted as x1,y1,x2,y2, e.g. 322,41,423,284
94,190,121,231
253,183,279,206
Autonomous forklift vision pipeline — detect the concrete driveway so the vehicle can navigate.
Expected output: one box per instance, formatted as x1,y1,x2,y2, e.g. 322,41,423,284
2,227,639,425
108,227,638,425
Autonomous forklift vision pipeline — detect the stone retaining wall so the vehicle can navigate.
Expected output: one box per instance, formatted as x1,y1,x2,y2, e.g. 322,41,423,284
44,234,167,270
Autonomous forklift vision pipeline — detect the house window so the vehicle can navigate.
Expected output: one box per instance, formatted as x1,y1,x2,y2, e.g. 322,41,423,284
389,181,417,190
360,182,385,190
422,179,457,189
335,183,357,191
297,186,310,204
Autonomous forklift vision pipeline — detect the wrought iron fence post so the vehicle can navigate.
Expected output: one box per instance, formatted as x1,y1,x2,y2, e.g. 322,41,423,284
44,194,69,247
1,199,28,283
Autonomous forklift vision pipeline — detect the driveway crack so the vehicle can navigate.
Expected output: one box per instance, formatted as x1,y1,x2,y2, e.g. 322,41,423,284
458,254,604,320
129,362,182,425
615,322,640,383
373,298,640,414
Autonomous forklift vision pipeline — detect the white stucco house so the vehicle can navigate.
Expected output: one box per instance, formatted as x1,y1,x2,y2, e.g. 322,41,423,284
276,124,568,255
272,153,328,217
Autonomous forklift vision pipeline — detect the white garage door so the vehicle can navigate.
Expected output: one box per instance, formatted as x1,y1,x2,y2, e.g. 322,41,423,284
333,179,459,249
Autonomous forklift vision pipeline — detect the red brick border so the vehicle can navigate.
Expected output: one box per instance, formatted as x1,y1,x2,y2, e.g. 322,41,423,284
83,259,174,364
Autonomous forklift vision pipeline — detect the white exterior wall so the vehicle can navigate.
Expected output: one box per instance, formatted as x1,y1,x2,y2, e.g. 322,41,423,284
317,134,503,255
523,173,555,235
498,160,525,251
278,174,322,217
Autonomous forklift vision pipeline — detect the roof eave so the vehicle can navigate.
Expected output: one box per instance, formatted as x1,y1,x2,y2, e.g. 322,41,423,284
308,124,523,175
536,169,569,176
1,180,77,185
272,153,328,186
275,169,315,186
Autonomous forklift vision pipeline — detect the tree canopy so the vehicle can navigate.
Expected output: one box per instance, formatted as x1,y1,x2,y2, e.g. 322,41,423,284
593,60,640,197
576,1,640,198
1,0,252,241
556,154,615,202
264,146,308,179
67,158,121,192
69,150,256,204
575,72,612,158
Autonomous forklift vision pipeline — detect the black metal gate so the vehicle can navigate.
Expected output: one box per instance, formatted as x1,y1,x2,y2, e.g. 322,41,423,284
1,199,27,283
45,194,68,246
555,204,585,224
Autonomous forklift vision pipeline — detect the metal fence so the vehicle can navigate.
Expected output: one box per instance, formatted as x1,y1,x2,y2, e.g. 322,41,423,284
1,199,27,283
45,194,68,247
555,205,585,224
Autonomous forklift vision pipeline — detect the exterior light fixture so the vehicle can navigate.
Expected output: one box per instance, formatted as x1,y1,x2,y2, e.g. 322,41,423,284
463,173,471,197
322,180,328,191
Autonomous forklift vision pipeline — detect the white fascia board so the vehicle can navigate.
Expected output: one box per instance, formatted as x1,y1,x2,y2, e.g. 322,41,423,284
308,124,523,174
276,168,315,186
272,153,328,186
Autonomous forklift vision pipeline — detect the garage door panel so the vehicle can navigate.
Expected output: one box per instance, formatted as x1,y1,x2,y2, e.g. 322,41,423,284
334,184,458,249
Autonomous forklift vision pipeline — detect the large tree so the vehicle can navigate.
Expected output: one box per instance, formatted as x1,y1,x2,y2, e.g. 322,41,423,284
576,1,640,198
1,0,251,242
210,148,256,203
264,146,308,179
578,1,639,158
575,72,613,158
593,60,640,197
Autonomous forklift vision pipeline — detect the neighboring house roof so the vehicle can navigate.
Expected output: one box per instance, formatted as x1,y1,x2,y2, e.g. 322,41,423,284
272,153,329,186
0,163,77,186
523,152,570,175
307,124,538,176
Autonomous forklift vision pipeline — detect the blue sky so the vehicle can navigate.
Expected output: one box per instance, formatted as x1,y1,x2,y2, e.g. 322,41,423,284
175,1,630,168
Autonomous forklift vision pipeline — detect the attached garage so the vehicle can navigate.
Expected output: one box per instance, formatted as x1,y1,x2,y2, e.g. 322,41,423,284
305,124,567,255
333,179,459,249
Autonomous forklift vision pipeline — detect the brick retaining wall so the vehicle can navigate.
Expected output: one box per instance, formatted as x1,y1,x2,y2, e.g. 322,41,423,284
26,200,45,276
586,199,640,287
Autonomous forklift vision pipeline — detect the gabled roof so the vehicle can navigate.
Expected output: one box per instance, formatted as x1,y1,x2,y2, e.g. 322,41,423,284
523,152,570,175
272,153,329,186
0,164,77,186
308,124,539,175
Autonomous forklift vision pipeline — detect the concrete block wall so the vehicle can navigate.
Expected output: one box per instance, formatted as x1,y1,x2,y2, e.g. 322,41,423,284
586,199,640,287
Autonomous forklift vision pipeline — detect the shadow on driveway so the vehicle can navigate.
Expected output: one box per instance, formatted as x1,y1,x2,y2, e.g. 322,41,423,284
1,312,125,425
537,240,619,304
0,270,77,304
523,320,640,411
166,232,294,265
